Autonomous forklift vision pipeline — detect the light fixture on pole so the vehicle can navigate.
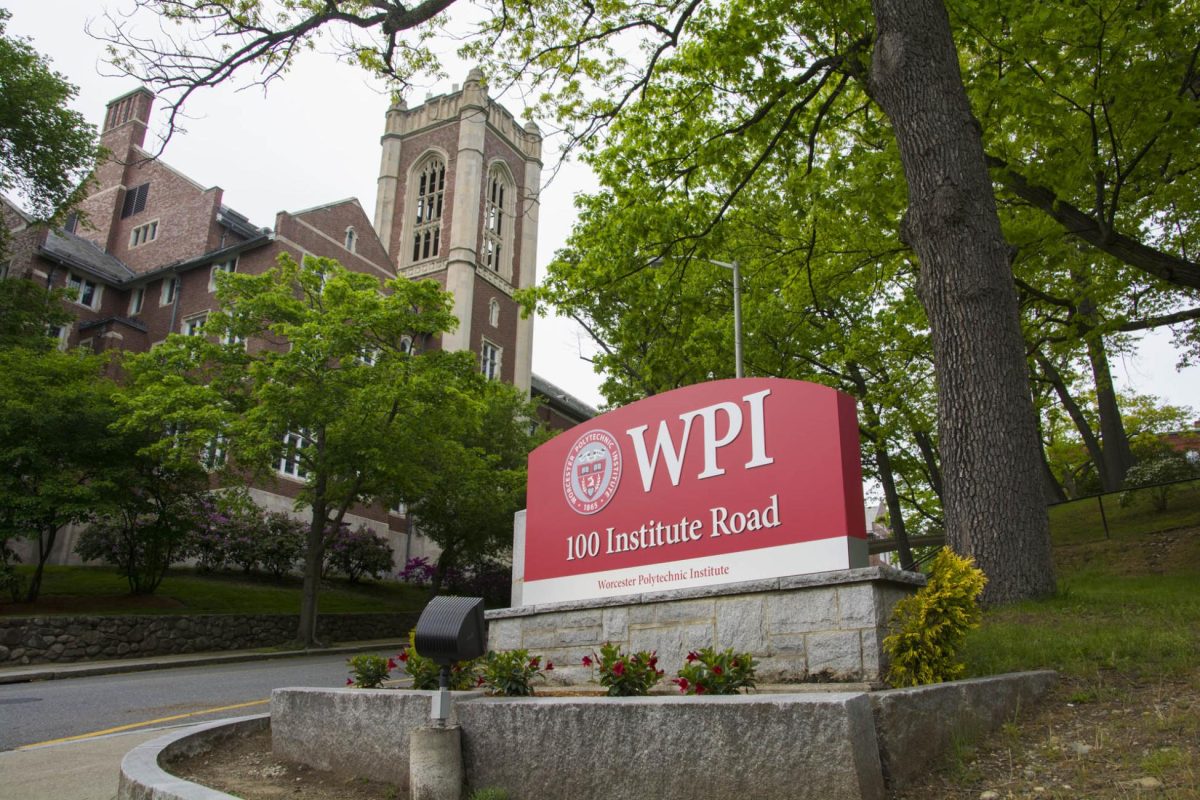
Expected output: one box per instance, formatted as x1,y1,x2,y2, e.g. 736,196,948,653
647,255,744,379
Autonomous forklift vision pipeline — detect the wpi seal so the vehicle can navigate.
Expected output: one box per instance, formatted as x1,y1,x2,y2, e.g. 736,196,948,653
563,429,622,515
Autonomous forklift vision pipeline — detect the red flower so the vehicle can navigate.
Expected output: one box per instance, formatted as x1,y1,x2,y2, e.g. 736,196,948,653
582,655,593,667
546,661,554,671
686,651,699,663
673,677,689,692
476,675,485,687
713,666,723,676
695,684,706,694
529,656,540,668
612,660,626,677
398,651,409,663
386,658,397,670
345,678,353,686
732,659,739,669
648,656,658,670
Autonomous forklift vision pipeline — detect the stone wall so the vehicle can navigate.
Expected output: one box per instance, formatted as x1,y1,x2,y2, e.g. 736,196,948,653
488,566,924,684
0,613,416,666
263,672,1058,800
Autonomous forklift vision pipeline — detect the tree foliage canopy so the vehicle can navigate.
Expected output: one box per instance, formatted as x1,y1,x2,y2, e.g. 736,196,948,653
0,9,99,224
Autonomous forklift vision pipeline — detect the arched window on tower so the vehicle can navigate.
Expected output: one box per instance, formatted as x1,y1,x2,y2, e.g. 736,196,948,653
488,298,500,327
412,156,446,263
344,226,357,253
483,165,514,280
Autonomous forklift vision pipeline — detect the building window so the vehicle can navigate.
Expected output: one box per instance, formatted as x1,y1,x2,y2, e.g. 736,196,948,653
183,313,207,336
345,227,357,253
481,339,502,381
67,274,100,309
391,501,407,517
488,298,500,327
411,156,445,263
129,287,145,315
46,324,68,350
482,167,514,278
120,183,149,219
160,276,178,306
400,335,414,355
209,258,236,292
130,220,158,247
201,434,227,471
279,430,310,479
222,330,246,348
78,337,94,353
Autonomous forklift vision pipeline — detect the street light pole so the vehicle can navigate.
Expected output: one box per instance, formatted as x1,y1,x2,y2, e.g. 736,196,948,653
730,259,743,379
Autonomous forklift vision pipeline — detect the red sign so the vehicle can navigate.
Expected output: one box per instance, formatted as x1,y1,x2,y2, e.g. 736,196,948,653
520,378,867,605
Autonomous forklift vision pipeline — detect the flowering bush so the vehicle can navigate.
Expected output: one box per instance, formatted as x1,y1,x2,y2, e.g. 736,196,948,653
585,642,663,696
673,647,757,695
441,560,511,607
397,556,437,585
478,649,552,696
399,629,479,690
256,512,306,579
324,523,394,582
346,654,395,688
1119,454,1199,511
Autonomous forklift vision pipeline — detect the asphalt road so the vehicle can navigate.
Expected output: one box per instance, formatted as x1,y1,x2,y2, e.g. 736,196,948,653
0,650,393,752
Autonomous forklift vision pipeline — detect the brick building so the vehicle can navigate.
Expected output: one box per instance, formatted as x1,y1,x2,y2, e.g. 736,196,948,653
2,73,593,567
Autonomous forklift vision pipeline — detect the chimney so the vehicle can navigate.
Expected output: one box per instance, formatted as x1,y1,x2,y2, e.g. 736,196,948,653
101,88,155,150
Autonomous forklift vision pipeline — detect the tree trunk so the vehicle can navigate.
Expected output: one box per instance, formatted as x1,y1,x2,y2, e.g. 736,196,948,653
868,0,1056,603
912,427,944,502
296,433,328,648
1083,324,1135,488
1035,352,1111,491
25,522,59,603
1030,407,1068,504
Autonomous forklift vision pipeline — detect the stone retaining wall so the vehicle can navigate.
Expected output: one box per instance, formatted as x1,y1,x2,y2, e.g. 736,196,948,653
0,613,417,666
488,566,924,684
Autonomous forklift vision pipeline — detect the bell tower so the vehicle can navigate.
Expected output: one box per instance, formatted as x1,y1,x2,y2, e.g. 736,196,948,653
374,68,541,394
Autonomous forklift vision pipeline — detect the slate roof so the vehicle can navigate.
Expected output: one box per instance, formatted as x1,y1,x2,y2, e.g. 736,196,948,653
40,230,136,283
532,373,598,422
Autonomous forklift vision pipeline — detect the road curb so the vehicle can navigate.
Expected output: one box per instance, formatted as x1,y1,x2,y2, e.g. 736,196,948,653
117,714,268,800
0,641,405,685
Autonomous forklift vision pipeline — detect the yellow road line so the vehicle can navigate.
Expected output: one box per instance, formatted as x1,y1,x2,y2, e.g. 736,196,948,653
17,698,269,750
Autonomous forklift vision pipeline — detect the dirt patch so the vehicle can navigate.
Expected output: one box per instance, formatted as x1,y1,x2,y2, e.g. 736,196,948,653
169,727,402,800
892,670,1200,799
1053,528,1200,577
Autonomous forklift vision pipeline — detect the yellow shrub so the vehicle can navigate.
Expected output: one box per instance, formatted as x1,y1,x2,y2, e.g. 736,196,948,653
883,547,987,687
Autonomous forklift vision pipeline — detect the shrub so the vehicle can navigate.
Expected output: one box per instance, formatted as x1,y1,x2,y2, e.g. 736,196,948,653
585,642,664,696
324,523,394,582
346,654,395,688
884,547,987,687
399,629,479,690
478,649,551,696
672,647,757,695
75,507,194,594
0,540,23,602
1120,455,1198,511
441,559,511,607
398,556,436,585
257,512,306,579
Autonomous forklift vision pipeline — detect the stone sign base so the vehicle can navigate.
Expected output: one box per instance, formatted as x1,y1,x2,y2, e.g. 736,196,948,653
486,566,924,684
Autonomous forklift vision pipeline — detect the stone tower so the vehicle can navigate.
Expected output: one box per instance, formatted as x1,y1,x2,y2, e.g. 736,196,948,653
373,68,541,393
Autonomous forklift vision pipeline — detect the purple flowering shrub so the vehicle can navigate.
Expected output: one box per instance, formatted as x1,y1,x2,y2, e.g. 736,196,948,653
323,523,394,583
397,556,437,585
257,512,306,579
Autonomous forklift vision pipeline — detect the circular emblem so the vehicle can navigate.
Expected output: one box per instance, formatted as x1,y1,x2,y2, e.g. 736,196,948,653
562,429,623,515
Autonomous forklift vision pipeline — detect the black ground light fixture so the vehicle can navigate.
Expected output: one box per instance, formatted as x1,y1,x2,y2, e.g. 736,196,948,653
413,596,487,722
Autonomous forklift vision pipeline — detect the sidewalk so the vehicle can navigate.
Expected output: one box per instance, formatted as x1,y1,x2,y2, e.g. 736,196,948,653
0,638,406,685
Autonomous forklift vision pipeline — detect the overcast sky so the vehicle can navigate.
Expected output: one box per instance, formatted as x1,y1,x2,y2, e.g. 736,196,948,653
5,0,1197,420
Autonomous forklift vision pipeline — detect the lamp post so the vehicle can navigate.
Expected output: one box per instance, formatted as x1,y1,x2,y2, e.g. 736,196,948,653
649,256,744,379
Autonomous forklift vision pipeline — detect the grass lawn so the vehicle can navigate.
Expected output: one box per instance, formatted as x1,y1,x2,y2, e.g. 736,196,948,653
1,565,431,617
